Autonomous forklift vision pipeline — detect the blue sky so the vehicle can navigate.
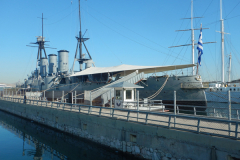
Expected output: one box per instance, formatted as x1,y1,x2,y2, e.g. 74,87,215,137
1,0,240,84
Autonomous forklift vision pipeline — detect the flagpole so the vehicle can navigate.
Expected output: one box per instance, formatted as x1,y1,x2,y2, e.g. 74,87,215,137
197,23,203,75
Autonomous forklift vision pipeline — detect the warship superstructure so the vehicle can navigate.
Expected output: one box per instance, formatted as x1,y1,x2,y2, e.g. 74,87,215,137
21,0,207,108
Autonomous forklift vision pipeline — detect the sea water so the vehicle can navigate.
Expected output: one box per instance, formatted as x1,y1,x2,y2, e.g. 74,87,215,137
0,110,139,160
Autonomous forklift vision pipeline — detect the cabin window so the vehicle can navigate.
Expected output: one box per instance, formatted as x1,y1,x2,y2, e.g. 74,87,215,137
116,90,122,100
126,90,132,99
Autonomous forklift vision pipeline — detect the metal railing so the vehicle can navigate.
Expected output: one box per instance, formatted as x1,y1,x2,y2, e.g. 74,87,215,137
0,96,239,140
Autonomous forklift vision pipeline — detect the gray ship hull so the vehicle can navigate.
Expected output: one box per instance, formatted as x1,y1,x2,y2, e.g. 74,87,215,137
137,75,207,109
44,75,207,109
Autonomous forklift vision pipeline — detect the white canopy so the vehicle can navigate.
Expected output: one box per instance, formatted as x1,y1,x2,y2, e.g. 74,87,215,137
70,64,195,77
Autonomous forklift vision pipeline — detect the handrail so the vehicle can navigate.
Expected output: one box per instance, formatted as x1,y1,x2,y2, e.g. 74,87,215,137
0,96,239,140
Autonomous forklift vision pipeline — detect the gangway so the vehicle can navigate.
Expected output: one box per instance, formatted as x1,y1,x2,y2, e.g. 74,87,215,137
84,70,144,105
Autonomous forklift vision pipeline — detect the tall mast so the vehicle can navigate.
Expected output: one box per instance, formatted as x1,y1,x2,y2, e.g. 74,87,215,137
79,0,83,71
220,0,225,83
191,0,195,75
71,0,92,74
169,1,215,76
42,13,43,41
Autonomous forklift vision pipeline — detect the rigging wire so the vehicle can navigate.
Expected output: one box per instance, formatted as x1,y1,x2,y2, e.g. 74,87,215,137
84,3,174,54
195,0,214,26
224,14,240,21
81,7,190,63
46,7,78,25
224,1,240,19
164,3,191,65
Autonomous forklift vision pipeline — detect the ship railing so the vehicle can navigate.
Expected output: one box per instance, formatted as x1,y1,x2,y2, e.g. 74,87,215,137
1,96,240,140
180,82,209,89
120,100,164,111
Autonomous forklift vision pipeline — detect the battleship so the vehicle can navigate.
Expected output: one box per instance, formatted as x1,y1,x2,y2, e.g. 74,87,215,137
20,0,207,109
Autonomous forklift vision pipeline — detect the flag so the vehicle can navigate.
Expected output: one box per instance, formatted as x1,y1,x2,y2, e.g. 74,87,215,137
197,27,203,66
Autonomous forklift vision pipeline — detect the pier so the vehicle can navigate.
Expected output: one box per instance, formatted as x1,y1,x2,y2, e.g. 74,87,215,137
0,95,240,160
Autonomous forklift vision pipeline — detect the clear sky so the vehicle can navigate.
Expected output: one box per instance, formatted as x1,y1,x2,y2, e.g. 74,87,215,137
1,0,240,84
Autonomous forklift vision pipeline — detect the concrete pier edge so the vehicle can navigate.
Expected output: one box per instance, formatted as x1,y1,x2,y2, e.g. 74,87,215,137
0,100,239,160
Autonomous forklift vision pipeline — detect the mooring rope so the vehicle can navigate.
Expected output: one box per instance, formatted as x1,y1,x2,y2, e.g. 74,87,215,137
147,75,169,100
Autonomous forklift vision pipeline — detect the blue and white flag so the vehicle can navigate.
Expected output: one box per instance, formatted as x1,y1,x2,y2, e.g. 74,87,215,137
197,28,203,66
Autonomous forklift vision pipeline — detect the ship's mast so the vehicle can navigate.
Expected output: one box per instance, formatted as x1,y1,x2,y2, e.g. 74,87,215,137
216,0,230,84
220,0,225,83
71,0,92,74
169,1,215,76
191,0,195,75
79,0,83,71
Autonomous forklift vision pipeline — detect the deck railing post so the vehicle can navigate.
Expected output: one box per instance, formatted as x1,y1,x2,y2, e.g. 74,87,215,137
137,91,139,122
72,92,73,104
127,111,130,121
237,110,239,120
112,109,114,117
110,90,112,116
228,90,231,136
44,91,45,101
168,116,172,128
75,91,76,104
194,107,196,116
235,123,239,139
213,108,216,117
177,106,179,114
61,91,64,102
197,119,201,133
99,107,102,116
90,91,92,106
88,106,91,114
52,91,54,102
145,113,148,124
174,91,176,128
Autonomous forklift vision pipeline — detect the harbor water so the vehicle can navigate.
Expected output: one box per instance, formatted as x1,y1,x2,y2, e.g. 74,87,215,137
0,110,140,160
